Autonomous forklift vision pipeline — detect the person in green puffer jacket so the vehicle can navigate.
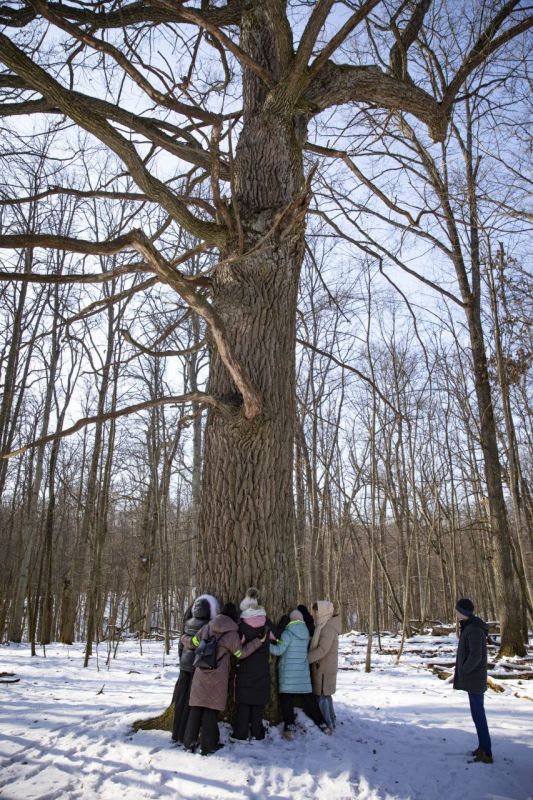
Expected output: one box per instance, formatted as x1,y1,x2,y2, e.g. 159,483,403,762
270,609,330,739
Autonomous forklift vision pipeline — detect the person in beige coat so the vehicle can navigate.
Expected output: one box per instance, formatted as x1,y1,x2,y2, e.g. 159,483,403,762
308,600,341,729
183,602,265,755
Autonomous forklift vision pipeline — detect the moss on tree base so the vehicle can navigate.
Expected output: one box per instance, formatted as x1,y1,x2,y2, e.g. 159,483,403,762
132,702,174,732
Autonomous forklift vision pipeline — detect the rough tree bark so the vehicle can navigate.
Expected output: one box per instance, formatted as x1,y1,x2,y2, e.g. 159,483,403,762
196,6,306,615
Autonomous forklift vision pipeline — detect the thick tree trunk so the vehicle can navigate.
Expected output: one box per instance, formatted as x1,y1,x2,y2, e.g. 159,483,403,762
136,8,307,731
187,314,203,603
197,232,302,615
135,199,306,728
196,4,307,614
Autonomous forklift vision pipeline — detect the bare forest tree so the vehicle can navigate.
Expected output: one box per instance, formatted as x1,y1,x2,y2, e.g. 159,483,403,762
0,0,531,668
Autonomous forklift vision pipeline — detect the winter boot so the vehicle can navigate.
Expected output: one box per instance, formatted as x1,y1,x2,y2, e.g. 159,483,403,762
283,724,296,741
473,751,493,764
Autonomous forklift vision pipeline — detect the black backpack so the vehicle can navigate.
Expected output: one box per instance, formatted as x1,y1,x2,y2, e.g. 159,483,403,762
193,632,227,670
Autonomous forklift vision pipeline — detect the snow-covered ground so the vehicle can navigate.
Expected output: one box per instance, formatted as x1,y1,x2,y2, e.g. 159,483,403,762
1,633,532,800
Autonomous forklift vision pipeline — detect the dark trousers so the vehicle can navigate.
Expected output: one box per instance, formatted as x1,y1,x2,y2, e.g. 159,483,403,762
171,671,193,743
468,692,492,755
279,693,325,729
183,706,219,754
232,703,265,740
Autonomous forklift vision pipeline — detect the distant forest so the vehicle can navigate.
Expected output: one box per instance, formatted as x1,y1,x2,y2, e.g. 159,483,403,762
0,0,531,658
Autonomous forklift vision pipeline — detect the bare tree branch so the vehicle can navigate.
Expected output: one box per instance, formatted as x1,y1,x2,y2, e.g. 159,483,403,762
308,141,419,225
310,207,464,307
442,1,533,112
62,277,158,327
132,232,263,420
305,61,447,142
0,392,230,460
0,0,245,36
288,0,336,89
157,0,274,88
308,0,381,80
297,337,405,419
27,0,228,124
120,327,207,358
0,32,227,244
389,0,432,80
0,230,147,257
0,265,151,284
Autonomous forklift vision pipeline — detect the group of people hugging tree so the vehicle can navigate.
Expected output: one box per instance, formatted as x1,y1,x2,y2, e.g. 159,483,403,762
171,587,341,756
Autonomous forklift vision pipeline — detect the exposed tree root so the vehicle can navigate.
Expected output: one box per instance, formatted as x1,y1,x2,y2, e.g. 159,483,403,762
132,703,174,732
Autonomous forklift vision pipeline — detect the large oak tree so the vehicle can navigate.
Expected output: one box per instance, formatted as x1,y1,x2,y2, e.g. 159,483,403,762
0,0,530,654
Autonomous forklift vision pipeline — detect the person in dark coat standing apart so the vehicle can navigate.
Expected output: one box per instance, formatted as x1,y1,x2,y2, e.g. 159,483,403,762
171,594,217,744
183,602,265,755
453,598,493,764
231,587,273,742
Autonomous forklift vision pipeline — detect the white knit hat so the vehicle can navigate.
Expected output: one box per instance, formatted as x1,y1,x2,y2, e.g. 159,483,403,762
239,587,261,612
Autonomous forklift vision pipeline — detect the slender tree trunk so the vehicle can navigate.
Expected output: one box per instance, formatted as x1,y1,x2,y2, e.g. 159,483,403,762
464,304,525,654
8,282,59,642
365,370,377,671
487,246,533,630
0,276,28,501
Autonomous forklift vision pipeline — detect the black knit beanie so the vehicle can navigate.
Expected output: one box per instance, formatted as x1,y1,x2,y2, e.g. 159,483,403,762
221,602,238,622
456,598,474,617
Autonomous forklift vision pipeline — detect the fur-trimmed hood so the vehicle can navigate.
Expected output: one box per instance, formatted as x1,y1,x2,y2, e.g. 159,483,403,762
195,594,219,620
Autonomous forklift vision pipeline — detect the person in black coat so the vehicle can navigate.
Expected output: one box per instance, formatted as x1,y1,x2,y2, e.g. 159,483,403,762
273,604,314,640
298,604,315,638
453,598,493,763
231,588,273,741
171,595,213,744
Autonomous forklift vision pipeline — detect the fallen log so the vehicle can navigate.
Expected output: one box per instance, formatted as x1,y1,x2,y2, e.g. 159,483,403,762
430,627,455,636
489,671,533,681
428,666,504,693
497,658,533,667
425,660,497,670
430,667,452,679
